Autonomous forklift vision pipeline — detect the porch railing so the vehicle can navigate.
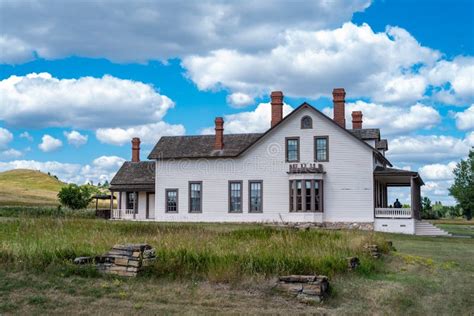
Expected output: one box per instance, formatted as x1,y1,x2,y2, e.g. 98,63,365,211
375,208,412,218
111,209,135,219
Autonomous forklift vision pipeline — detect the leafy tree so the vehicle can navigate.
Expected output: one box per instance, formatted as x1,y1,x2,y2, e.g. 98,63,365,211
449,150,473,220
57,184,98,210
421,196,437,219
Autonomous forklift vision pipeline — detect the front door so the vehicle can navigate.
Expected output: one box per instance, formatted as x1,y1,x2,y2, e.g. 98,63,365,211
146,193,155,219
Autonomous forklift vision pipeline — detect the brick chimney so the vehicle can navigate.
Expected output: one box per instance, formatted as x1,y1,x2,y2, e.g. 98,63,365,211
271,91,284,127
333,88,346,128
131,137,140,162
352,111,363,129
214,117,224,150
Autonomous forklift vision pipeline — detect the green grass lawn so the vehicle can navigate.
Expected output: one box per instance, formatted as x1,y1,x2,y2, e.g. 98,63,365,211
437,223,474,237
0,216,473,314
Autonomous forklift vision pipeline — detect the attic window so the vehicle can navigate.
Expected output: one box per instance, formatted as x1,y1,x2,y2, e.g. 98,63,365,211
301,116,312,129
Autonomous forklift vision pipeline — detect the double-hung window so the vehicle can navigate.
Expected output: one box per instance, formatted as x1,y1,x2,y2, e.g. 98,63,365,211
166,189,178,213
286,137,300,162
315,136,329,162
229,181,243,213
189,182,202,213
249,181,263,213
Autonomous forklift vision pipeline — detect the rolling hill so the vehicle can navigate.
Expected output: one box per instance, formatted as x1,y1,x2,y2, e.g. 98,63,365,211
0,169,66,206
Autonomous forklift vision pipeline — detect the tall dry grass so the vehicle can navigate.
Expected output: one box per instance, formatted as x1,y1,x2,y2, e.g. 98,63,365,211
0,218,388,280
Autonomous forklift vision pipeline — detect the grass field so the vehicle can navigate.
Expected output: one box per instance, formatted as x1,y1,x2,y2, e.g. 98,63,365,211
0,169,65,206
0,215,473,314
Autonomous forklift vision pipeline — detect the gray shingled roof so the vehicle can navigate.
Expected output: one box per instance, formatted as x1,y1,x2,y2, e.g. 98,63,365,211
148,129,385,160
110,161,155,190
349,128,380,140
376,139,388,151
148,133,263,159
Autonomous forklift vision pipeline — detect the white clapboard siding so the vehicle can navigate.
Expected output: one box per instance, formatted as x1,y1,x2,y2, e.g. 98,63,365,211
154,106,374,223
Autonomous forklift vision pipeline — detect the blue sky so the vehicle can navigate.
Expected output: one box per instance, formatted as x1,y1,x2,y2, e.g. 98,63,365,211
0,0,472,204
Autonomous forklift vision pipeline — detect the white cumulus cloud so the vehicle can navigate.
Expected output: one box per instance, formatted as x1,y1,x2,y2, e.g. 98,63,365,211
419,161,457,181
427,56,474,105
0,73,175,129
323,101,441,135
183,23,442,105
0,149,23,159
387,132,473,164
38,135,63,152
96,122,185,146
454,105,474,130
0,0,370,64
200,102,293,134
226,92,254,108
64,130,88,147
19,131,33,141
0,127,13,149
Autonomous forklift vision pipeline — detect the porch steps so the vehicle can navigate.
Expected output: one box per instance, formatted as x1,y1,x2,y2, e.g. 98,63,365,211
415,220,451,236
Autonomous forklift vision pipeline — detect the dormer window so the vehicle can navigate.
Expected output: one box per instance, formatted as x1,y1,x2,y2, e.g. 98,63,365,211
301,116,312,129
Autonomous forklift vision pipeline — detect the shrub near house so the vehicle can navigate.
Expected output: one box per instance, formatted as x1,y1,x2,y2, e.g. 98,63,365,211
58,184,98,210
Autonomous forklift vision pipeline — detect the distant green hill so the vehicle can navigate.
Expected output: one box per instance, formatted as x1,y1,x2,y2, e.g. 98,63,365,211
0,169,66,206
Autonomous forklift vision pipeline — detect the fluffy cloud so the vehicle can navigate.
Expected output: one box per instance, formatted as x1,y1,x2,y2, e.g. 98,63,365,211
325,101,440,135
0,127,13,149
200,102,293,134
96,122,185,145
183,23,443,105
0,0,370,64
387,132,473,164
419,161,457,180
19,131,33,141
427,56,474,105
38,135,62,152
0,149,23,159
64,130,88,147
226,92,254,108
0,35,33,64
0,73,175,129
420,180,455,204
0,155,126,184
455,105,474,130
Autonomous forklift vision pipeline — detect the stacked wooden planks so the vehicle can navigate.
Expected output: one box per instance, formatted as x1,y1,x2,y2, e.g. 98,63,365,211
276,275,329,303
96,244,156,276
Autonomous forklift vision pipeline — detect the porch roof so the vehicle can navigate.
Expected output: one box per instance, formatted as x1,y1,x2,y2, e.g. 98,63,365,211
110,161,155,192
374,166,424,186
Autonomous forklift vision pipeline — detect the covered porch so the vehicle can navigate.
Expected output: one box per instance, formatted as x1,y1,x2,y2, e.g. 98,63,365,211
109,186,155,220
373,167,424,220
109,159,156,220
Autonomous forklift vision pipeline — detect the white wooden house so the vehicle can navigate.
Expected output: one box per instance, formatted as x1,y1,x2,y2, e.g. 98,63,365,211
110,88,450,236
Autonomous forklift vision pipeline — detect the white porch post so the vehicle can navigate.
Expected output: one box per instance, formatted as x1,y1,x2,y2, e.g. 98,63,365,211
133,192,137,220
109,191,114,219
